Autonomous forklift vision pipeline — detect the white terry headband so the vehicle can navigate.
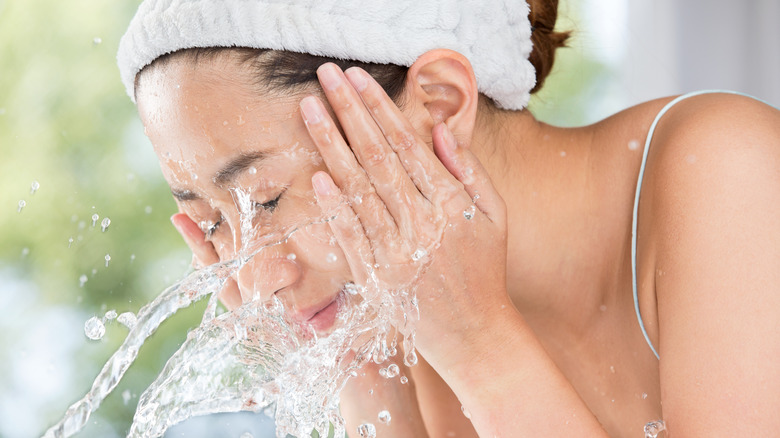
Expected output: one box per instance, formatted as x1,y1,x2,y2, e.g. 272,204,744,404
118,0,536,110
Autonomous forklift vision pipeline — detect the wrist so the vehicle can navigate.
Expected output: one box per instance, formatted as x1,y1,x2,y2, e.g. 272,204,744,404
419,296,529,388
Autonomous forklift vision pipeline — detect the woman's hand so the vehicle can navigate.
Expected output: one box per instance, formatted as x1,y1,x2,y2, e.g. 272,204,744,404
170,213,242,310
301,63,610,438
300,62,513,379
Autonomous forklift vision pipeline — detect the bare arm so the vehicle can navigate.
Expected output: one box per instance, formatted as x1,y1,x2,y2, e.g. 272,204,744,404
647,94,780,436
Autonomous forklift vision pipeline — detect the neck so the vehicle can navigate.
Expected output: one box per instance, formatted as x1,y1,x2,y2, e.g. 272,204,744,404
471,109,631,337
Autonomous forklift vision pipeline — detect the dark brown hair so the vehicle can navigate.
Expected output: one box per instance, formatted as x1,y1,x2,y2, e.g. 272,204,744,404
137,1,568,106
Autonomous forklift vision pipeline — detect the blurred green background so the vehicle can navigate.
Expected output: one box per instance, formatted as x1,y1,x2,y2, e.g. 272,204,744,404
0,0,608,436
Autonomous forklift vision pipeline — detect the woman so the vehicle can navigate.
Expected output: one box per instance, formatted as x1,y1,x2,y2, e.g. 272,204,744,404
119,0,780,436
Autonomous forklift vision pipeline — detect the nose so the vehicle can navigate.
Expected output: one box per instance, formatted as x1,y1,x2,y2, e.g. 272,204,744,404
235,251,300,303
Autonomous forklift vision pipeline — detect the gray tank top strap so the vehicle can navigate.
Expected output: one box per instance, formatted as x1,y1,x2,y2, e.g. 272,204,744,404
631,90,776,360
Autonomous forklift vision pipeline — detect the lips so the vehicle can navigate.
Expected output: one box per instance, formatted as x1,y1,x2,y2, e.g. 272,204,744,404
292,287,345,333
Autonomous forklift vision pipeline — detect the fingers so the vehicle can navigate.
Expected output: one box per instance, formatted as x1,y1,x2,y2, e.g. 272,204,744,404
171,213,220,266
342,66,462,200
314,63,426,240
300,95,401,247
171,213,242,309
312,171,374,286
431,123,506,225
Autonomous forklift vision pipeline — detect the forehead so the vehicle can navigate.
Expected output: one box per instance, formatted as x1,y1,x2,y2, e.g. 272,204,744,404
135,55,308,182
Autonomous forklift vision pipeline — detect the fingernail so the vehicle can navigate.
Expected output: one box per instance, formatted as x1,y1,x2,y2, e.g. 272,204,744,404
312,172,334,197
300,97,323,124
317,63,342,91
345,67,368,92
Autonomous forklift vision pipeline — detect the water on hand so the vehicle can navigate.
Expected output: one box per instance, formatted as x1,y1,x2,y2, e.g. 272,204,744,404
44,187,438,438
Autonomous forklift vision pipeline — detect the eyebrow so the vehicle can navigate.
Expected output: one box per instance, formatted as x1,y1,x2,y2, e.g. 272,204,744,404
170,150,271,202
213,150,270,187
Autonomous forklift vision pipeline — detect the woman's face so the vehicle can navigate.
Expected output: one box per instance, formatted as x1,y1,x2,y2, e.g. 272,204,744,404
136,55,352,332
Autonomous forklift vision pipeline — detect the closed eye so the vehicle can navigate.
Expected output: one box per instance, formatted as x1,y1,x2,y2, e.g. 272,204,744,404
254,190,285,213
203,216,224,240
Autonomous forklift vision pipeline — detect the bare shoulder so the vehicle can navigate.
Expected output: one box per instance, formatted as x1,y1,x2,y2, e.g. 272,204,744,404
641,93,780,435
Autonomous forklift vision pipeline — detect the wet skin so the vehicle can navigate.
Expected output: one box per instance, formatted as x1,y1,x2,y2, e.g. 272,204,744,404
137,55,350,332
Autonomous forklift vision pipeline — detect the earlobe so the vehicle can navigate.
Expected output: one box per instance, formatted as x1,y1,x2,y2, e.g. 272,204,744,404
407,49,479,146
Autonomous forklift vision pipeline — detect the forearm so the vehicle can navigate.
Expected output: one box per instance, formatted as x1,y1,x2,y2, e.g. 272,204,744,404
428,306,608,438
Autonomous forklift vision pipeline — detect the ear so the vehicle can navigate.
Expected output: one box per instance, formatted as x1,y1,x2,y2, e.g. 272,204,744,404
406,49,479,148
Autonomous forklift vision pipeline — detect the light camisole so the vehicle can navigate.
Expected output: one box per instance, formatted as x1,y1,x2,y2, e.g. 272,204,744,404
631,90,778,360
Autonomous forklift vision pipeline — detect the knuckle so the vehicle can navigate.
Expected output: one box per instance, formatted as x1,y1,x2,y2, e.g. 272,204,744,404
360,141,388,166
389,130,416,152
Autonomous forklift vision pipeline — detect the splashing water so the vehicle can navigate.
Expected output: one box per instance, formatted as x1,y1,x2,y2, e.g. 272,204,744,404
31,180,41,194
357,423,376,438
101,217,111,232
377,410,391,425
18,199,26,213
117,312,137,329
644,420,666,438
45,186,444,438
91,214,99,227
84,317,106,341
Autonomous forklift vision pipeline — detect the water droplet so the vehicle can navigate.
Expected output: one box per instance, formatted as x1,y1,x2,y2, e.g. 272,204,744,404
239,433,254,438
84,316,106,340
378,367,389,378
411,248,427,261
91,214,99,227
99,218,111,233
463,205,476,220
79,274,88,287
104,310,117,320
377,410,391,425
385,364,399,378
559,150,567,157
17,200,26,213
144,206,153,214
30,180,40,194
400,376,408,384
117,312,137,329
326,253,338,263
461,405,471,419
344,283,363,296
21,247,29,258
357,423,376,438
105,254,111,267
641,392,648,400
404,350,418,367
286,253,296,261
68,237,74,248
92,37,102,45
628,140,640,151
130,254,136,263
644,420,665,438
122,389,132,405
248,166,257,175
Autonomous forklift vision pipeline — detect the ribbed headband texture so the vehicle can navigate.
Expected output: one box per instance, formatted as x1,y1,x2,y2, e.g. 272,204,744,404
118,0,536,110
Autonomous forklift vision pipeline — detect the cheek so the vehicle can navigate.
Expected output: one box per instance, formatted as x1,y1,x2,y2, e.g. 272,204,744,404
288,222,348,271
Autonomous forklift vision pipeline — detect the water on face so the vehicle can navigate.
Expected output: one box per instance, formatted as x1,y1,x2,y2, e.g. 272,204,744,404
44,187,435,438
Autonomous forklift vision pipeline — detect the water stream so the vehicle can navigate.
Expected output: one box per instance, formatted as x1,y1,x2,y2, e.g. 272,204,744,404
43,188,429,438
